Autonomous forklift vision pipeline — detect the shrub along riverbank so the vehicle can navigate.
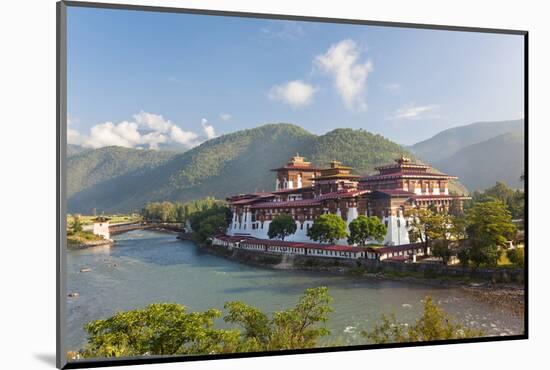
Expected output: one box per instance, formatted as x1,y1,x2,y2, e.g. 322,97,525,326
69,287,484,360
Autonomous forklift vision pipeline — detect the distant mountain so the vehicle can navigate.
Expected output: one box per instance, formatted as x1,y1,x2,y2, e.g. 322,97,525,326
67,123,469,213
410,119,524,163
67,146,176,199
67,144,90,157
434,132,525,191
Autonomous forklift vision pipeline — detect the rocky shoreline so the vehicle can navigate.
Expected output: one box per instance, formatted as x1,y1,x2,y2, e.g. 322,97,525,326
460,284,525,317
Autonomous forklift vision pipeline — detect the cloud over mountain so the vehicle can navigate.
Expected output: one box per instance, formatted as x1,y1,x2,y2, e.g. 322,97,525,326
68,111,210,150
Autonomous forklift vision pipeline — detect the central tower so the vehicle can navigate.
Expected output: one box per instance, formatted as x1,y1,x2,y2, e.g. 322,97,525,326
271,154,321,190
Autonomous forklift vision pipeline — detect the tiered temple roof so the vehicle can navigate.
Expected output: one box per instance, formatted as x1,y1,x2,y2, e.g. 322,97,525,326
270,154,321,172
314,160,361,181
361,155,456,182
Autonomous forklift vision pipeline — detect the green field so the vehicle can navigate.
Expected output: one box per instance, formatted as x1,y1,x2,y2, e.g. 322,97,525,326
66,213,142,226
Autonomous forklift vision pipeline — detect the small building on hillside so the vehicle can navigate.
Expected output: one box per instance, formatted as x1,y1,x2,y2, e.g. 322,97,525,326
92,216,111,240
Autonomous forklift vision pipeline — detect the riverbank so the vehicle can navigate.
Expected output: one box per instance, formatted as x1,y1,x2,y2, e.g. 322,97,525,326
67,238,114,250
187,236,524,315
66,230,524,350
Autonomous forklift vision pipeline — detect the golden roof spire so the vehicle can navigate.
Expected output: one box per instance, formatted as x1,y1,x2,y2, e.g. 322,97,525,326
287,154,309,166
395,154,411,164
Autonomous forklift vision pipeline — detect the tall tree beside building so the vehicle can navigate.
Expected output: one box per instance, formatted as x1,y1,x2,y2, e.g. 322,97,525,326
189,205,232,242
267,214,297,241
307,214,348,244
471,181,524,220
347,215,387,246
405,208,437,252
460,201,517,267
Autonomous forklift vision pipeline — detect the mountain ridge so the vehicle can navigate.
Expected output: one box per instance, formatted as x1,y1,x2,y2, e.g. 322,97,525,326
433,131,525,191
68,123,468,213
410,119,524,163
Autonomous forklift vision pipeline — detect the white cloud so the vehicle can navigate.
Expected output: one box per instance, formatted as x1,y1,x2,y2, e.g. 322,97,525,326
388,103,440,120
67,128,83,146
201,118,216,140
69,111,203,150
381,83,402,94
268,80,317,108
315,39,373,111
133,111,173,133
170,126,198,146
219,113,232,121
84,121,142,149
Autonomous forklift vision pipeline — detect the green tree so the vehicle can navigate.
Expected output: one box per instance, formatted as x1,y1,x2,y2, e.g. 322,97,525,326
362,296,483,344
268,286,332,350
432,240,454,265
463,201,516,267
267,214,297,241
174,203,186,223
80,287,333,358
224,287,333,351
196,214,228,242
425,213,464,265
223,301,271,351
307,214,348,244
158,201,176,222
473,182,525,220
405,208,431,246
506,248,525,267
189,205,231,234
347,215,387,246
71,215,83,234
406,208,443,254
81,303,240,358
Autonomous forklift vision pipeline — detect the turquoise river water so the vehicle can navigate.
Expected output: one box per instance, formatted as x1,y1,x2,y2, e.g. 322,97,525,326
66,230,523,351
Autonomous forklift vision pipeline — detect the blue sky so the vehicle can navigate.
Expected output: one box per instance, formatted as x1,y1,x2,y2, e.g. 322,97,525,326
67,6,524,149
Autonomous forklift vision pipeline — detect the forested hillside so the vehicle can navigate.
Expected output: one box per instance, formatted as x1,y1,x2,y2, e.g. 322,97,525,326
68,123,467,213
67,146,176,198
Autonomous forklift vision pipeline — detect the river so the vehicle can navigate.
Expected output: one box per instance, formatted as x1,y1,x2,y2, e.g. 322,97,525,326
66,230,523,351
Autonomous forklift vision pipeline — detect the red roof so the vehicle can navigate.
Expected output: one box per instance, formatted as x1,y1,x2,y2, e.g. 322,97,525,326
272,186,314,194
229,193,275,205
375,163,430,171
371,189,416,197
238,237,363,252
366,243,424,254
213,234,252,243
271,165,321,171
250,199,322,209
317,189,369,200
413,194,470,200
361,171,457,181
